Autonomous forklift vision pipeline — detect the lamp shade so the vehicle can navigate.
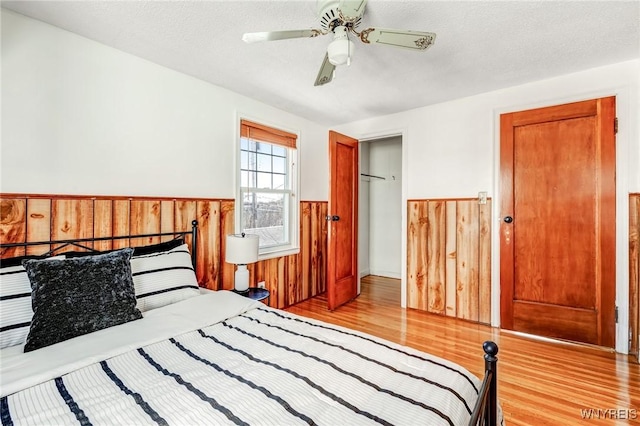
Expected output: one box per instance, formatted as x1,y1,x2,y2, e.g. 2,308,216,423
225,234,259,265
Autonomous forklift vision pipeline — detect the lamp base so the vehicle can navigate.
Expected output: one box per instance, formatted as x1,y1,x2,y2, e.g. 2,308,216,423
234,264,250,292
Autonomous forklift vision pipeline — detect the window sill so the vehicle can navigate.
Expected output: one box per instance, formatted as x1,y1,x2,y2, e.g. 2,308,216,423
258,246,300,261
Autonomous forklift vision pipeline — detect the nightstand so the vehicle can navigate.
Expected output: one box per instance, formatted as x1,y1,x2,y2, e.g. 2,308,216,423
233,287,270,305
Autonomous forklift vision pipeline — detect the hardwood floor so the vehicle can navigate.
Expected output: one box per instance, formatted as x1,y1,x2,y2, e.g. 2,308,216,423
285,275,640,425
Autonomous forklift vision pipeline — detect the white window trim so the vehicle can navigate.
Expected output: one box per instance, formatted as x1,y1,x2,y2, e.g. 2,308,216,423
235,114,300,261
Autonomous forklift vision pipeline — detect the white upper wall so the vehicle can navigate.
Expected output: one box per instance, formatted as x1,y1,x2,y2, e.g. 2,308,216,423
0,10,329,200
336,59,640,197
3,9,638,202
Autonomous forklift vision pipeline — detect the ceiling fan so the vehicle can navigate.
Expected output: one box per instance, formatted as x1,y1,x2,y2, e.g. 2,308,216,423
242,0,436,86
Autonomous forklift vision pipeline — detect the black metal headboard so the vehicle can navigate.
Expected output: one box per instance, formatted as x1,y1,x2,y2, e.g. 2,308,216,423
0,220,199,268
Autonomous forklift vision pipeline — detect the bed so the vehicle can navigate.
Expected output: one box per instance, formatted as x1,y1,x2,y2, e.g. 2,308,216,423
0,222,500,426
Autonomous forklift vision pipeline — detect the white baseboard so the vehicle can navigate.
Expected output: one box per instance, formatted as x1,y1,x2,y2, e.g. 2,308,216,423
368,269,401,279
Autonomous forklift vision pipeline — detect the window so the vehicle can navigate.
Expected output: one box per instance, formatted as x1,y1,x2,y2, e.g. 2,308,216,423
237,119,299,257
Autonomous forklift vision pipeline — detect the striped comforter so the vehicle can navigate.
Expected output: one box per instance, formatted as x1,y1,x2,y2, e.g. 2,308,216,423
0,291,483,425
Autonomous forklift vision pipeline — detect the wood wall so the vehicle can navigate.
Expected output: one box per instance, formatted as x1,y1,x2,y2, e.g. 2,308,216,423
0,194,327,309
407,198,492,324
630,193,640,358
9,193,633,335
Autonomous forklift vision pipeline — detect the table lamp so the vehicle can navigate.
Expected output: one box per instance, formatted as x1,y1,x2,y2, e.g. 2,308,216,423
225,233,259,292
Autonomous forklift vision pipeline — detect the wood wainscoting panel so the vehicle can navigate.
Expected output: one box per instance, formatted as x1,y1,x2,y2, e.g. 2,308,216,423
219,200,236,291
112,199,131,249
407,198,492,324
0,198,26,258
630,193,640,359
93,200,113,252
249,201,327,308
129,200,161,247
51,199,94,253
0,195,328,310
195,200,220,292
26,198,52,255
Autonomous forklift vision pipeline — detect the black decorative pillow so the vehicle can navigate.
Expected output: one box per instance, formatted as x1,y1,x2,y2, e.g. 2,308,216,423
0,255,64,349
21,248,142,352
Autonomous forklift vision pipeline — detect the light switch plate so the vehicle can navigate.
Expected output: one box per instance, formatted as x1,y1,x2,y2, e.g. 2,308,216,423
478,191,488,205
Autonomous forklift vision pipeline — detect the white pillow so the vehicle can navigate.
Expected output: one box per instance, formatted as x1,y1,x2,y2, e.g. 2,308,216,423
0,256,64,349
130,244,200,312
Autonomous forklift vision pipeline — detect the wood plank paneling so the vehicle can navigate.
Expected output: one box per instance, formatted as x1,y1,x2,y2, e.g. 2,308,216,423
456,201,479,321
407,198,492,324
300,203,311,301
445,201,457,317
174,201,197,238
51,199,93,252
160,200,175,243
0,194,328,310
112,200,130,249
630,193,640,359
196,201,219,290
93,200,113,252
311,202,321,296
25,199,51,255
427,201,446,314
0,199,26,258
319,202,328,295
479,201,492,324
220,200,235,291
407,201,428,310
130,200,161,247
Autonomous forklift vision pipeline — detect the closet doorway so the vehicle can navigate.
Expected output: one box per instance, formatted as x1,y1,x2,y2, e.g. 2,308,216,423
359,136,402,299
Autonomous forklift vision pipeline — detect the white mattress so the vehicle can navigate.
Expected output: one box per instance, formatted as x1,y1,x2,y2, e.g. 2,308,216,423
0,290,487,425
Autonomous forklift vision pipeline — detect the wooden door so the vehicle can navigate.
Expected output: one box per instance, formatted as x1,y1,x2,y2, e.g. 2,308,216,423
327,131,359,310
500,97,616,348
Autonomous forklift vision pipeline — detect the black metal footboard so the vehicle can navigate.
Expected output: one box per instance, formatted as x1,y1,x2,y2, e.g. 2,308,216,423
468,341,499,426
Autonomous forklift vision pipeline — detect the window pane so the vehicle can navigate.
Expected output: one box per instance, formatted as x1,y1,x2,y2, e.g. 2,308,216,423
243,192,286,247
273,173,285,189
256,142,271,154
248,140,257,152
247,152,257,171
241,137,248,150
257,153,272,173
273,156,286,174
272,145,286,157
241,171,248,187
240,151,248,169
257,172,271,189
247,170,257,187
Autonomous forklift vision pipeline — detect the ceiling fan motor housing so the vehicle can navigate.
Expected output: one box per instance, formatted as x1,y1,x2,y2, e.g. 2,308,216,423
318,0,362,32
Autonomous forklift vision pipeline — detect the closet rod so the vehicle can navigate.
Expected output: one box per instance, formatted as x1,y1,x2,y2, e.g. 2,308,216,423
361,173,385,180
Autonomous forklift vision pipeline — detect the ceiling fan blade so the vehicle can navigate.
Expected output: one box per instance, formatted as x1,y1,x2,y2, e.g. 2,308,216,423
314,53,336,86
242,29,324,43
358,28,436,50
338,0,367,21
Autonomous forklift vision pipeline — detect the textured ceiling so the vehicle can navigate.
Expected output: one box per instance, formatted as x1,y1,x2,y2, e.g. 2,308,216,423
2,0,639,126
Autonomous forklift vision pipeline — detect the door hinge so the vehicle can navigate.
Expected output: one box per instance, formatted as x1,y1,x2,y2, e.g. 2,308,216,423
614,117,618,134
615,306,618,323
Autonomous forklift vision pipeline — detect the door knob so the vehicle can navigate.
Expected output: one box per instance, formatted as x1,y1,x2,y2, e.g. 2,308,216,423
503,216,513,223
325,215,340,221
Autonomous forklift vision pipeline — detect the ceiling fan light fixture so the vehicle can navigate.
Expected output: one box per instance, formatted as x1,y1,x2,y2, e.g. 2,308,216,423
327,38,353,65
327,35,354,66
